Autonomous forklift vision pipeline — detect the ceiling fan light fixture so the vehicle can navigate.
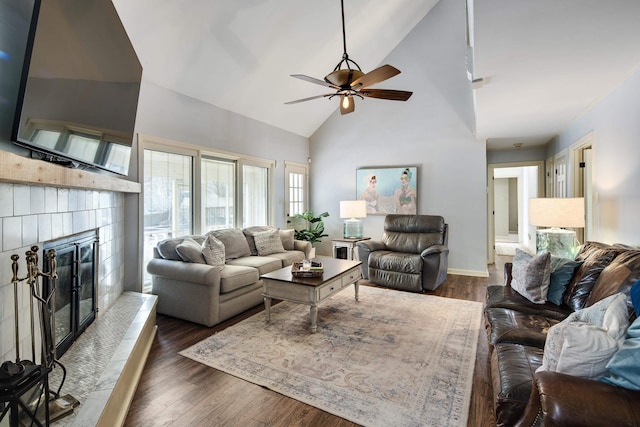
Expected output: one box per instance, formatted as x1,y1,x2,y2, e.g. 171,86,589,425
340,95,355,115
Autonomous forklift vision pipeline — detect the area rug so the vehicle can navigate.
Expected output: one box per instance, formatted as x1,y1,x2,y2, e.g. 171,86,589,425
179,286,483,427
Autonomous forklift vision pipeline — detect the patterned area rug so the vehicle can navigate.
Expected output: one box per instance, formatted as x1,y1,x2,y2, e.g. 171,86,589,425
180,286,483,427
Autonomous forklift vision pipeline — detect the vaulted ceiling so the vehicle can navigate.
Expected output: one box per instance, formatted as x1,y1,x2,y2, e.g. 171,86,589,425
112,0,640,150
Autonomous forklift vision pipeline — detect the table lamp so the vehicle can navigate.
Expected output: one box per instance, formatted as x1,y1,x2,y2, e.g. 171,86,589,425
340,200,367,238
529,197,585,258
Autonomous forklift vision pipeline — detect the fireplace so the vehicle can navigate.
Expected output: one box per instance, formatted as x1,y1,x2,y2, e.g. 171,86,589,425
43,230,99,358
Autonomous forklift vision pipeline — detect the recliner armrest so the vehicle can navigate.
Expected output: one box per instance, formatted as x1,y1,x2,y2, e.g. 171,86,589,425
515,371,640,427
421,245,449,258
357,240,386,252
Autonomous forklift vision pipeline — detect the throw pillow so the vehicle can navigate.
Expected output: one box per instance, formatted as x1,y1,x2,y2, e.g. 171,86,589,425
254,228,286,256
209,228,252,260
279,228,295,250
242,226,272,255
601,316,640,390
202,234,225,270
537,292,630,378
175,237,206,263
511,249,551,304
547,256,583,306
631,278,640,316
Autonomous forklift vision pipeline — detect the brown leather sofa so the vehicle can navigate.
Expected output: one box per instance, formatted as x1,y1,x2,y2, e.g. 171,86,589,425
485,242,640,426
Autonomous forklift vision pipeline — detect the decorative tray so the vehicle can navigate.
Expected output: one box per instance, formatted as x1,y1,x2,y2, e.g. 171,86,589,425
291,261,324,278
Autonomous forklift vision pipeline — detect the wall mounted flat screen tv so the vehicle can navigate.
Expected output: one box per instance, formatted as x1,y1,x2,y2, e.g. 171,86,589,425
12,0,142,176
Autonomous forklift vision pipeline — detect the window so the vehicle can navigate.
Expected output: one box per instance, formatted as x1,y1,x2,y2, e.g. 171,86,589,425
142,149,193,291
243,164,269,227
201,157,235,232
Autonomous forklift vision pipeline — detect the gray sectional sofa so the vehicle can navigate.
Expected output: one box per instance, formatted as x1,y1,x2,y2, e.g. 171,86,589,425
147,227,312,327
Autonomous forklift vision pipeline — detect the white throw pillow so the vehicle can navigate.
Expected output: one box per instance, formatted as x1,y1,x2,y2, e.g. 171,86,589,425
537,292,629,379
202,234,225,270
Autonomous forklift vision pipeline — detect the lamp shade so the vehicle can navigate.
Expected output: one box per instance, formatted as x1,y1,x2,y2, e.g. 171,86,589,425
529,198,585,228
340,200,367,218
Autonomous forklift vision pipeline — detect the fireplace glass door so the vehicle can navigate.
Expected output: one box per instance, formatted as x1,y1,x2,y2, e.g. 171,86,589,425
43,230,98,358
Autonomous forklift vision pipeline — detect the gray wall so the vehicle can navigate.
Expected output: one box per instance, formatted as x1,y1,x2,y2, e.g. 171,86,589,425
548,67,640,245
310,0,488,276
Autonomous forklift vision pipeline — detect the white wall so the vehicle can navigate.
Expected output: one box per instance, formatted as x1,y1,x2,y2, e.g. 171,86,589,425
309,0,488,276
550,66,640,245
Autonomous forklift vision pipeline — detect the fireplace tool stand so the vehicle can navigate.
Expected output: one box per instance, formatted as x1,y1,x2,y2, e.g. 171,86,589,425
1,246,79,425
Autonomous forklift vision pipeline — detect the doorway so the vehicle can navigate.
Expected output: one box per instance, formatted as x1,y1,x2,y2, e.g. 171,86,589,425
487,161,544,263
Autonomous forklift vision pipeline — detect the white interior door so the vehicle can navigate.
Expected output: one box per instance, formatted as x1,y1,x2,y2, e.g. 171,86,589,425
284,161,308,229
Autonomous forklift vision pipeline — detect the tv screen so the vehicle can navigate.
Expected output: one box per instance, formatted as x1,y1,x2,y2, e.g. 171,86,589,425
12,0,142,176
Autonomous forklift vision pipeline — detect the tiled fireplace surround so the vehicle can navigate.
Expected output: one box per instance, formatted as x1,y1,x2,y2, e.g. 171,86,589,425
0,182,126,363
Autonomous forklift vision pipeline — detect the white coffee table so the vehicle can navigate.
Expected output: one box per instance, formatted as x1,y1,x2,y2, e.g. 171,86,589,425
261,257,362,333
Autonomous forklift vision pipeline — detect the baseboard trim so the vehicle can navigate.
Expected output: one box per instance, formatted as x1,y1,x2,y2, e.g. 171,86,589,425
448,268,489,278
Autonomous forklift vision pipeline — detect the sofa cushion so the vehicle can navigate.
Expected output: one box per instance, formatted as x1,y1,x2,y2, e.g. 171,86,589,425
601,316,640,390
511,249,551,304
175,237,206,263
564,251,616,311
219,265,260,294
265,250,305,267
369,251,422,274
485,285,572,321
202,234,225,269
157,236,205,260
586,250,640,310
209,229,252,260
485,307,561,348
253,228,286,256
243,226,272,255
547,256,583,305
279,228,295,250
227,256,283,275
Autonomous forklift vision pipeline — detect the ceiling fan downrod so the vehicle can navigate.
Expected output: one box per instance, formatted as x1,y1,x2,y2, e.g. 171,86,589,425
334,0,361,72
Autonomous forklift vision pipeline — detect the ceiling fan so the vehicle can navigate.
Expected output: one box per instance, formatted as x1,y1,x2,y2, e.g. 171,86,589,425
285,0,413,115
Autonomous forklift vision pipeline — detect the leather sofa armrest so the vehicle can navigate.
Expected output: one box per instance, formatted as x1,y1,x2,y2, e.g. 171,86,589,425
504,262,513,287
421,245,449,258
147,258,222,288
293,239,313,259
515,371,640,427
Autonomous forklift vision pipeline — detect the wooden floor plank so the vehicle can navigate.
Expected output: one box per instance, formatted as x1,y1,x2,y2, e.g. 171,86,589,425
125,257,510,426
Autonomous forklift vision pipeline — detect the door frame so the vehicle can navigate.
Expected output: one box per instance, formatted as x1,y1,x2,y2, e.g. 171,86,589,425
487,161,544,264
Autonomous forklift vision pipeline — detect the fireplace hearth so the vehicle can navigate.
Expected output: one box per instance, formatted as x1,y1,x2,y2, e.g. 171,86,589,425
43,230,99,358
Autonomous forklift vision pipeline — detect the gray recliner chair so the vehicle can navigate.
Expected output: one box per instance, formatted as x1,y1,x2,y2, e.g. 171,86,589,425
357,215,449,292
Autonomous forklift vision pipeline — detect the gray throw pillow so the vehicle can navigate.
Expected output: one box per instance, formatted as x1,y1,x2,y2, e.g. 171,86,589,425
242,226,272,255
175,237,206,263
208,228,251,260
279,228,295,250
254,228,286,256
511,249,551,304
202,234,225,269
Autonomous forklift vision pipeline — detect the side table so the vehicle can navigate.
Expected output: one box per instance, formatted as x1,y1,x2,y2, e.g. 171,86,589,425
331,237,370,261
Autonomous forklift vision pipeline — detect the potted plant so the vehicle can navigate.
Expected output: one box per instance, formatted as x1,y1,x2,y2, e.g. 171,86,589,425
292,211,330,245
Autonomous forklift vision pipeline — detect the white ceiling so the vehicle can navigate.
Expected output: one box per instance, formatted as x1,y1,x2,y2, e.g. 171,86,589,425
112,0,640,151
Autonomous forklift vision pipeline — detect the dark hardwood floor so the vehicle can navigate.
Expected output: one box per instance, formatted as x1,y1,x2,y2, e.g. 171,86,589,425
124,256,510,427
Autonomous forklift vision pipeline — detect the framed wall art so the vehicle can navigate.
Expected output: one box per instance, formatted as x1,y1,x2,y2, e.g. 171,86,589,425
356,166,418,215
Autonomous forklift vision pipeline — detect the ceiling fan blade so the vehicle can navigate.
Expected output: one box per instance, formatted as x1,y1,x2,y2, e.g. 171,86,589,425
285,94,334,104
351,64,401,89
290,74,340,90
360,89,413,101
